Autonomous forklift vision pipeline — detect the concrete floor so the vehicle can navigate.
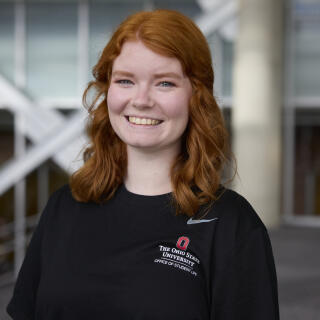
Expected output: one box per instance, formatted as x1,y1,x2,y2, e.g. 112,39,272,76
0,225,319,319
271,225,320,320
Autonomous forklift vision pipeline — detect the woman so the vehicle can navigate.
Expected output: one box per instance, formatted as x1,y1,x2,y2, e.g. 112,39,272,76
7,9,279,320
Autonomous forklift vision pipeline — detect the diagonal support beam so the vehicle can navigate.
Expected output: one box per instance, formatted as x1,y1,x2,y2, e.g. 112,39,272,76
0,110,87,195
0,75,64,136
0,74,87,175
195,0,238,36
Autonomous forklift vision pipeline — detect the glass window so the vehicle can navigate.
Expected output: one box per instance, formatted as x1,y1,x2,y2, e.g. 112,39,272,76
89,0,144,79
294,21,320,97
293,1,320,97
26,3,78,98
207,32,223,98
0,3,14,83
153,0,201,18
294,109,320,216
89,0,201,80
221,39,233,98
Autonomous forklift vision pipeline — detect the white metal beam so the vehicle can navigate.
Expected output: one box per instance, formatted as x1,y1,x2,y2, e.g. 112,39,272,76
0,109,87,195
195,0,238,37
0,75,87,175
197,0,224,11
0,75,64,137
13,0,27,277
13,111,26,277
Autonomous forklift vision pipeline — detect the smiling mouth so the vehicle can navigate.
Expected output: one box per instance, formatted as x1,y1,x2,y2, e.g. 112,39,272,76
125,116,164,126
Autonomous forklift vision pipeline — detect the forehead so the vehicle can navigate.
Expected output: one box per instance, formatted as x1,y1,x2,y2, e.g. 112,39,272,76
112,40,184,74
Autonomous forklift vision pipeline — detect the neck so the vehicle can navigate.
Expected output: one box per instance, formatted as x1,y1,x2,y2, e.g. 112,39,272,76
124,145,179,195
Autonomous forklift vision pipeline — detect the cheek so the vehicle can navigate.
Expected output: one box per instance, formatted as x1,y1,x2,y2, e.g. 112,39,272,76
163,94,190,120
107,86,126,113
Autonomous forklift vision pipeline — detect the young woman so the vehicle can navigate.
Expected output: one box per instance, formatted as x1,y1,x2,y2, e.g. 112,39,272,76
7,9,279,320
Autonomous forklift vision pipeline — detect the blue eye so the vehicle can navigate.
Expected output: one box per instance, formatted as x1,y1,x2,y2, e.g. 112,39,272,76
159,81,175,87
116,79,133,85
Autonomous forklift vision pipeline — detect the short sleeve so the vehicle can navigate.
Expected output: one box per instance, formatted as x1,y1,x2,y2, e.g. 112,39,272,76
6,188,60,320
210,225,280,320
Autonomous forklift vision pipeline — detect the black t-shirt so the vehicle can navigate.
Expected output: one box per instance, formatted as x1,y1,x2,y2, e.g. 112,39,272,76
7,184,279,320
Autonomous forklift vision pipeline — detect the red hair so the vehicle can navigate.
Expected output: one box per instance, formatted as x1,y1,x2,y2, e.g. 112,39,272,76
70,9,236,217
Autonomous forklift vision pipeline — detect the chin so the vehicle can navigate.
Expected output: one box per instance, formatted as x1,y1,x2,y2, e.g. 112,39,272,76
127,143,159,149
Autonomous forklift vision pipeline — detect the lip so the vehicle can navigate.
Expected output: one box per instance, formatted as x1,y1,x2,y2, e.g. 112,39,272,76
124,116,164,128
125,115,164,121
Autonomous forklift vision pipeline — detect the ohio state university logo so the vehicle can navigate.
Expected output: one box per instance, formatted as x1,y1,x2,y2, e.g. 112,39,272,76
176,236,190,251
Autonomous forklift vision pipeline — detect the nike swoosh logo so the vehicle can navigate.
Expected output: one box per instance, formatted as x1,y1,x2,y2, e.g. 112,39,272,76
187,217,219,225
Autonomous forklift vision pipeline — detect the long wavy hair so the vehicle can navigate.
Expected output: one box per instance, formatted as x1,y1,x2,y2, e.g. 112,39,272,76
70,9,236,217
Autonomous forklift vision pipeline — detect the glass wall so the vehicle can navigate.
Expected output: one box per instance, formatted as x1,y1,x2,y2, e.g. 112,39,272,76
0,0,205,100
289,0,320,218
294,0,320,97
89,0,145,79
89,0,202,80
221,39,233,98
0,3,14,83
154,0,201,17
294,109,320,216
26,2,78,99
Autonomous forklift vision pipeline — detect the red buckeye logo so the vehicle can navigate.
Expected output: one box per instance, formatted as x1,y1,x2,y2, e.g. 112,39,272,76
176,236,190,251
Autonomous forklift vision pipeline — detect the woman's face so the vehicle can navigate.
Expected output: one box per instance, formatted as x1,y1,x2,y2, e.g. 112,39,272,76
107,40,192,154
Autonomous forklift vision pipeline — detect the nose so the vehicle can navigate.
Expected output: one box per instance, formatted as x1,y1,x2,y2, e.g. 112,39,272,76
132,84,154,108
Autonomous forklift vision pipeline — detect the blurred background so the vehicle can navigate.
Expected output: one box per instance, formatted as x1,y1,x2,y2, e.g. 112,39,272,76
0,0,319,319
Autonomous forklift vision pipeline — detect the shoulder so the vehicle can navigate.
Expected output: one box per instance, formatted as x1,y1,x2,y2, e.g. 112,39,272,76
214,187,264,228
40,184,80,222
208,186,268,247
46,183,74,208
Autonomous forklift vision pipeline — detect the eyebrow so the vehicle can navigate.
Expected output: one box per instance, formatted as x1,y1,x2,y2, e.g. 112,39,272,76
112,71,134,78
112,70,183,80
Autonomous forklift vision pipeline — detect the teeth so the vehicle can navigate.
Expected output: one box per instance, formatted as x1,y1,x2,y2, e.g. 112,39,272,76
128,116,161,125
